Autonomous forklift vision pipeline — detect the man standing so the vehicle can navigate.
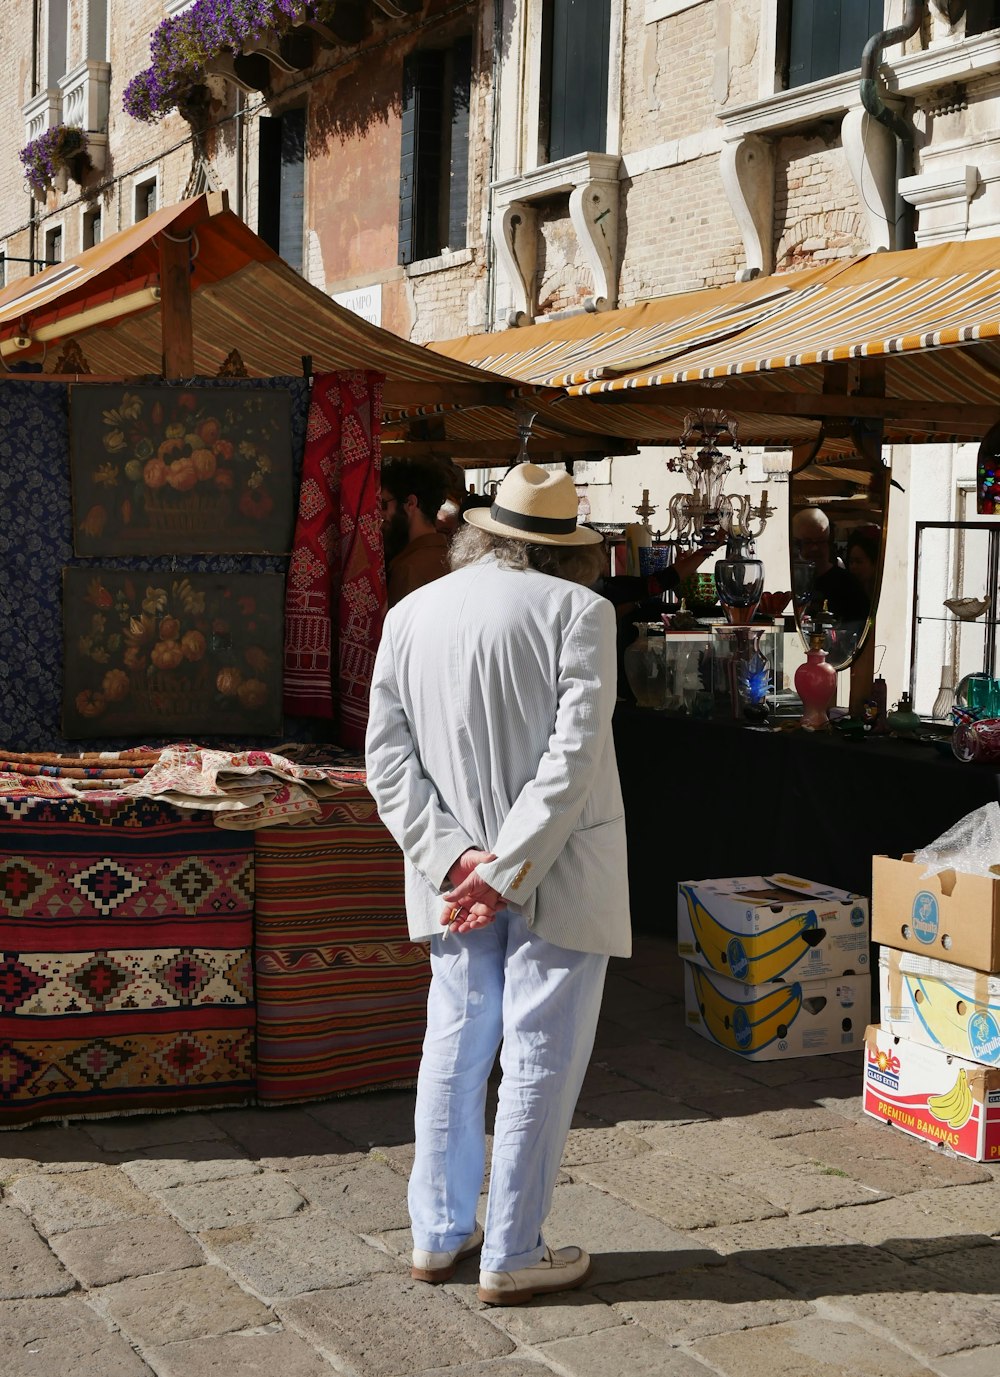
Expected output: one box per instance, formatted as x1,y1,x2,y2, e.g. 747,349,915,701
365,463,630,1306
380,458,451,606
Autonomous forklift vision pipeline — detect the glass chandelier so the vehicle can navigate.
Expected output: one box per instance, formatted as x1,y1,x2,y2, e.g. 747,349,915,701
662,410,774,546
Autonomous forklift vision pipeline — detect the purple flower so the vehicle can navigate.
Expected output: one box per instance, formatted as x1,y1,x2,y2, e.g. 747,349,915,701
123,0,329,124
19,125,87,191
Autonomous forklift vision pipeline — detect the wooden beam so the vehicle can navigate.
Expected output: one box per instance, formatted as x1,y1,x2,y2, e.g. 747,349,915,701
587,382,1000,428
382,382,514,409
381,437,635,459
158,232,194,378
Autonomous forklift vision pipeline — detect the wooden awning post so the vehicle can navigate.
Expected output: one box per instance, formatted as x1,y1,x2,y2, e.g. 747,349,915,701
158,230,194,378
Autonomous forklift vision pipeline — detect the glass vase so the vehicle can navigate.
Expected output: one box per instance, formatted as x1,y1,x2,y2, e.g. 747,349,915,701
715,535,764,626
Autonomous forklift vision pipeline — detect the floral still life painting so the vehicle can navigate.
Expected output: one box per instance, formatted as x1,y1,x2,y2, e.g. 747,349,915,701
70,384,294,555
62,568,285,739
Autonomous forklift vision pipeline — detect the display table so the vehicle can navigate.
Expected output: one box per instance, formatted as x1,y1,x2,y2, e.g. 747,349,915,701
0,773,428,1127
614,707,1000,929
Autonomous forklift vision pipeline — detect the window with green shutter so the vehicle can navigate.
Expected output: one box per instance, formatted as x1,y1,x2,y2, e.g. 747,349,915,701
398,37,472,266
784,0,885,90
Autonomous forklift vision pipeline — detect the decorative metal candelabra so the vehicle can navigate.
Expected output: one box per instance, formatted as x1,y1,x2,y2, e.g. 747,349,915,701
662,409,774,546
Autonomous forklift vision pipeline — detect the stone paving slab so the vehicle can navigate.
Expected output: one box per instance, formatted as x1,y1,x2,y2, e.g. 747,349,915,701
6,1164,162,1234
542,1182,722,1286
901,1183,1000,1237
594,1258,813,1343
575,1086,710,1129
827,1195,998,1259
560,1120,653,1165
415,1363,566,1377
728,1163,888,1214
304,1092,417,1150
285,1160,412,1233
0,1295,153,1376
89,1263,273,1347
693,1210,858,1260
155,1171,306,1232
678,1086,855,1137
539,1322,717,1375
586,1041,763,1100
278,1274,514,1377
689,1313,939,1376
574,1155,785,1230
910,1241,1000,1295
143,1329,336,1377
206,1107,363,1170
0,1203,75,1298
120,1143,258,1192
85,1113,228,1151
827,1286,1000,1359
930,1344,1000,1376
200,1210,405,1301
637,1117,814,1173
475,1289,623,1346
779,1125,994,1194
49,1215,202,1287
0,1125,124,1173
578,1061,645,1098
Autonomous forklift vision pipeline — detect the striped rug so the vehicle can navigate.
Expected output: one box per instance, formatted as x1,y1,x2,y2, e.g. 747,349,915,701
254,788,429,1102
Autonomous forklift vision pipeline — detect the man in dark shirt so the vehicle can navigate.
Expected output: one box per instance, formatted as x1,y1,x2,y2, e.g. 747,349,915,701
381,458,452,606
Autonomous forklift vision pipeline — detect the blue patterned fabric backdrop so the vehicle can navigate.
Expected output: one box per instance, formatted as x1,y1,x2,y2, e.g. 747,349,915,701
0,377,313,753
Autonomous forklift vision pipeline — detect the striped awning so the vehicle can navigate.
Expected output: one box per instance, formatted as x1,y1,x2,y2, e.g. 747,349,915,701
432,240,1000,448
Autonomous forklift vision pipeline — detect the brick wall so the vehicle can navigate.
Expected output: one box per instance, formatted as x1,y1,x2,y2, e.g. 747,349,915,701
773,136,867,270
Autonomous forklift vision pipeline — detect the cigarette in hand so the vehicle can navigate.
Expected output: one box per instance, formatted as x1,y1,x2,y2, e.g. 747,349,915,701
443,905,462,940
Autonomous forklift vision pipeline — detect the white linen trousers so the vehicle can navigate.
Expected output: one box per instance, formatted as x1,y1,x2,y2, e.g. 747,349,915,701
409,907,609,1273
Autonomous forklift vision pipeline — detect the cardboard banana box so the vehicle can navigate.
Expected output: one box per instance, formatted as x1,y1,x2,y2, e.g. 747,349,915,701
863,1024,1000,1162
879,946,1000,1064
683,960,869,1060
872,854,1000,972
677,874,870,985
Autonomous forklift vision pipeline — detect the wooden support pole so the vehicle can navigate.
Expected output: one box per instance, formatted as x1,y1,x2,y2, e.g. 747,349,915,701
158,232,194,378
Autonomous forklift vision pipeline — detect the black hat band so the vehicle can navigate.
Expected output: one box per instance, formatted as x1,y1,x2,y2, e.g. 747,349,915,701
490,502,576,535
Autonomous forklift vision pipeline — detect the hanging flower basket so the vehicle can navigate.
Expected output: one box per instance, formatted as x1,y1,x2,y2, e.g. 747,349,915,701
124,0,336,125
19,124,89,196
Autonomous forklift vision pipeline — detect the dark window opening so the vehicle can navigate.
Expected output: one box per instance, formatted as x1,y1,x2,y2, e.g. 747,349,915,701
83,208,101,249
781,0,885,91
258,107,306,273
398,36,472,266
44,225,62,265
0,252,5,288
539,0,612,164
135,179,157,221
966,1,1000,36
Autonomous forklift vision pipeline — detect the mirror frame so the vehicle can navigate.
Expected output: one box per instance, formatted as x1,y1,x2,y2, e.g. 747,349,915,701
788,421,891,671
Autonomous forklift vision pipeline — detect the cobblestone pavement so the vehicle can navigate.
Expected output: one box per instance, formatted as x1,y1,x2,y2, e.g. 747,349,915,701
2,936,1000,1377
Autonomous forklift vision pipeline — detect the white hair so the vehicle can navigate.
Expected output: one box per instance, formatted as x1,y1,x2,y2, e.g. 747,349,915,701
449,525,605,587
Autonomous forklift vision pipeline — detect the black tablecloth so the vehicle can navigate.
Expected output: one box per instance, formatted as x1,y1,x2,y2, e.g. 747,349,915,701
613,707,1000,933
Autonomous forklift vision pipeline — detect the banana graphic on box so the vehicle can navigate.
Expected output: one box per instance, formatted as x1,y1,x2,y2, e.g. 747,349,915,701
689,965,804,1054
902,972,1000,1063
928,1068,974,1130
680,885,824,984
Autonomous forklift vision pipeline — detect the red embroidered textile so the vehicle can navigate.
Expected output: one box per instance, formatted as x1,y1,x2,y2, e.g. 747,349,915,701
283,371,385,747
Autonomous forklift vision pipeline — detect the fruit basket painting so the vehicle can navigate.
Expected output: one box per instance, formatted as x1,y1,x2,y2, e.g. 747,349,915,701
70,385,294,555
62,568,285,739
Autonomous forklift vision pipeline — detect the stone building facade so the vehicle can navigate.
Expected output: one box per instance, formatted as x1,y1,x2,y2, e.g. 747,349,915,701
4,1,1000,702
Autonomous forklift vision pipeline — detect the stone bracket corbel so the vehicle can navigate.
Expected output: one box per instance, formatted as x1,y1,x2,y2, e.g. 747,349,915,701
490,152,621,327
568,177,619,311
720,133,775,281
842,105,898,251
493,200,538,327
898,164,979,245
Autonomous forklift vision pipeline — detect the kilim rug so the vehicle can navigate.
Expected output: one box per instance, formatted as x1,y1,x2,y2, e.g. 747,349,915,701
0,792,255,1126
254,785,429,1101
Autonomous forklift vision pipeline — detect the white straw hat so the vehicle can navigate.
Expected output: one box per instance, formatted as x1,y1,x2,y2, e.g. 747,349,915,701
463,463,602,546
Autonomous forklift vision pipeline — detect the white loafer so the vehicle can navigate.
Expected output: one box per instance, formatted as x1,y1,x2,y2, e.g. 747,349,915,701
477,1244,592,1305
411,1222,484,1282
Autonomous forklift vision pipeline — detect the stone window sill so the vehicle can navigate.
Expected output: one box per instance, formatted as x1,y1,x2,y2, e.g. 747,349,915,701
404,246,474,279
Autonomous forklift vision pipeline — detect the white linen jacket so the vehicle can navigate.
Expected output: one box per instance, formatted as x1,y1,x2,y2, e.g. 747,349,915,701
364,556,632,958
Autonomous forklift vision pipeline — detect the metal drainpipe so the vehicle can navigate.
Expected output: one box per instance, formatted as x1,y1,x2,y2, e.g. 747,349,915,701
28,0,40,278
859,0,924,251
483,0,504,331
